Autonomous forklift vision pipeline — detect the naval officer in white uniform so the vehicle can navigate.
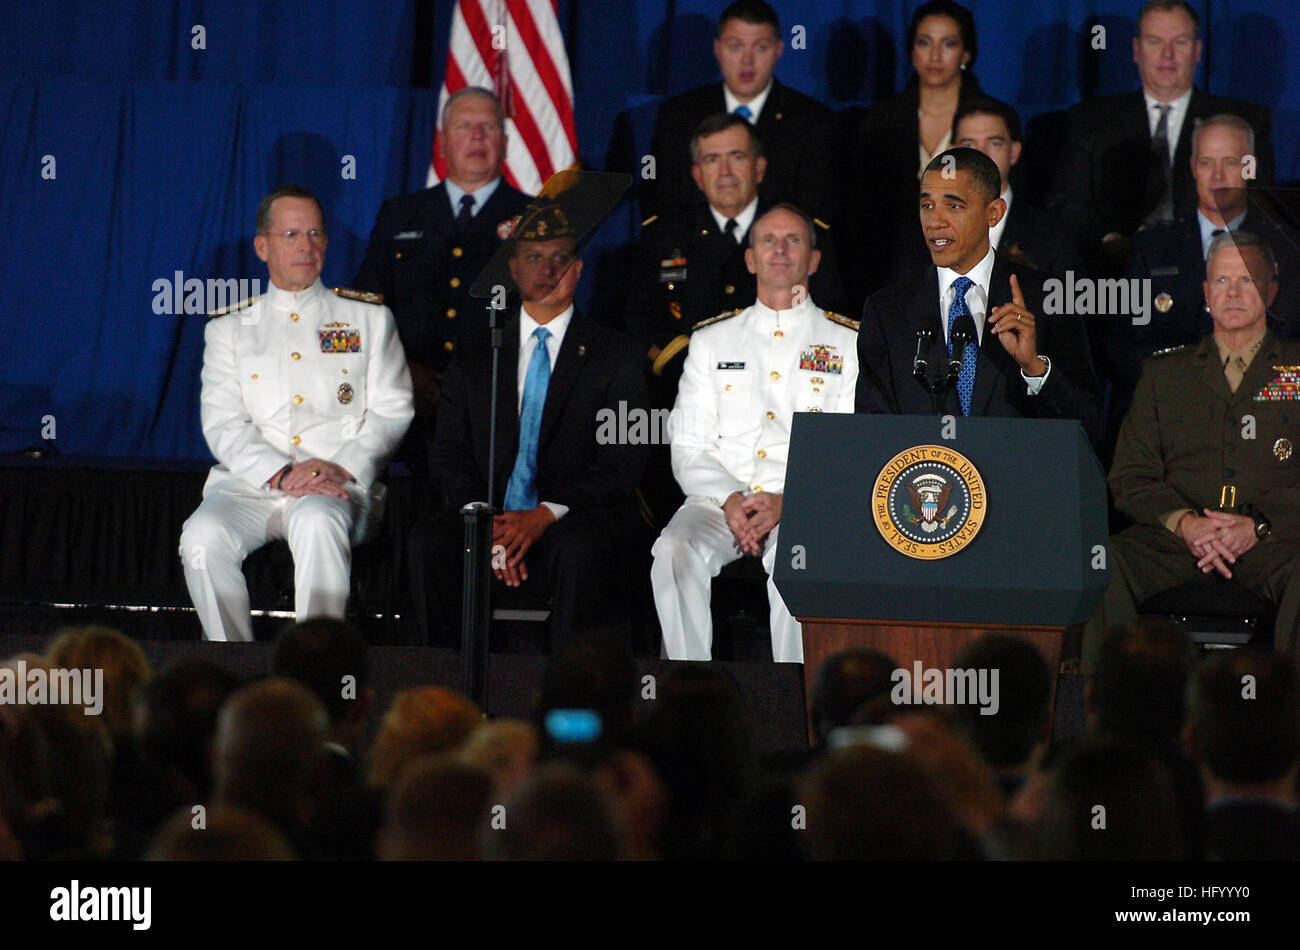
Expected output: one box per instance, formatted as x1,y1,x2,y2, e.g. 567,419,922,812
181,185,414,641
652,203,859,663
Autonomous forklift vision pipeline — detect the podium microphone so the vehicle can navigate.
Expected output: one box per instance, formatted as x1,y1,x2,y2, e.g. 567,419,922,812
947,316,977,390
912,328,933,385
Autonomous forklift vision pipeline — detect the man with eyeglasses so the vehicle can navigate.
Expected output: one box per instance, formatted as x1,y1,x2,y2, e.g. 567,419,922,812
355,88,531,475
179,185,414,641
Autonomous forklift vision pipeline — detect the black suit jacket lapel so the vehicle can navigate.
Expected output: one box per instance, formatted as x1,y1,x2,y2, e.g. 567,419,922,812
495,315,522,491
539,315,590,446
971,257,1016,414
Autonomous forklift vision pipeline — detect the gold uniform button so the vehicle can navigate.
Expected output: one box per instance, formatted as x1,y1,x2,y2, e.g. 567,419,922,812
757,449,767,458
452,247,463,258
341,368,348,375
293,394,303,405
752,485,762,492
444,341,455,352
446,308,457,319
724,384,733,391
250,373,258,380
766,411,775,419
291,352,301,361
450,277,461,288
770,371,780,380
290,312,300,322
725,284,735,295
395,251,403,260
774,330,783,337
291,435,302,445
667,282,675,291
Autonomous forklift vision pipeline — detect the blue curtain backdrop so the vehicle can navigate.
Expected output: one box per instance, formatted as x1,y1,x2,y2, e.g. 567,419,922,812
2,0,1296,462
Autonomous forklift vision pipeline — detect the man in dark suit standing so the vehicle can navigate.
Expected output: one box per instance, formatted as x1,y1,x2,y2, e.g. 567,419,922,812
408,194,650,648
1048,0,1273,271
856,147,1101,446
354,88,532,471
643,0,835,229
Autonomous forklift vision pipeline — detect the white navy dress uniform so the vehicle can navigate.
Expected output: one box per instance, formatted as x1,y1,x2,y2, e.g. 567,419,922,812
652,296,859,662
180,278,414,641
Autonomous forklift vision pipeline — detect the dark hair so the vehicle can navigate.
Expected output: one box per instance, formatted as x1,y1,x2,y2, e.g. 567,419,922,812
951,635,1052,769
923,146,1002,204
907,0,979,71
809,648,898,745
136,656,244,798
270,617,370,723
953,95,1022,144
717,0,780,36
1138,0,1201,32
255,185,325,235
1090,622,1194,741
1188,649,1299,784
689,112,765,164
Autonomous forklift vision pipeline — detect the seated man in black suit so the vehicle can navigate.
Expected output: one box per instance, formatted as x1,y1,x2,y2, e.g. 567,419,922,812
1048,0,1273,271
409,193,650,648
643,0,835,228
953,96,1081,279
354,87,532,472
855,147,1101,446
1185,649,1300,861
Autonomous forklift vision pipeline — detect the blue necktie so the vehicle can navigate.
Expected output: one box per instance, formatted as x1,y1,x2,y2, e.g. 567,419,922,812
504,327,552,510
947,276,977,417
733,104,753,122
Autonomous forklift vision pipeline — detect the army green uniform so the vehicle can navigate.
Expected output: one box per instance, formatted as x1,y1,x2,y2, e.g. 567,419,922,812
1085,331,1300,670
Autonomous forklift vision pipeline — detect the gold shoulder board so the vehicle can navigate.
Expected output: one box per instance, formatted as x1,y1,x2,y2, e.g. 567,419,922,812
1149,345,1187,358
208,296,259,318
825,311,860,331
691,308,743,332
333,287,384,305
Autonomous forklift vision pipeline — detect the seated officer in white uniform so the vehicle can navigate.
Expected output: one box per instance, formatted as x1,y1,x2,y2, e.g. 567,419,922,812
652,203,859,662
180,185,414,641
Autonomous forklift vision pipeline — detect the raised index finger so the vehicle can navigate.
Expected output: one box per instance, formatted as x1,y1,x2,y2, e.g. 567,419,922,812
1008,272,1026,308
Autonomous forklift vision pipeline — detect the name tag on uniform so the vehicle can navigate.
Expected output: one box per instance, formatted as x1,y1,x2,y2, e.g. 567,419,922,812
394,231,423,240
717,361,746,370
799,344,844,374
320,323,362,353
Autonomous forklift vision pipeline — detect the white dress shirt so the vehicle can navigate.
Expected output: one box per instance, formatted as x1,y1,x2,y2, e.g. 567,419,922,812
724,80,773,123
710,196,760,243
935,248,1049,394
1198,208,1247,258
1143,87,1193,163
445,176,502,218
516,304,574,520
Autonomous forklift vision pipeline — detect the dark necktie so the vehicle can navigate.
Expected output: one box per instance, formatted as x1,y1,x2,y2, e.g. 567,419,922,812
724,218,739,243
504,327,552,510
455,193,475,229
1148,104,1174,223
947,276,977,417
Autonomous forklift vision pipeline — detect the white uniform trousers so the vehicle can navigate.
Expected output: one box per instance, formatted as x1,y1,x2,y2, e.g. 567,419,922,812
651,499,803,663
179,487,354,642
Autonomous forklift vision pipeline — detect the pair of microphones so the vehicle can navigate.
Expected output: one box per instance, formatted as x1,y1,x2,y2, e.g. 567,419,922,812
912,317,976,414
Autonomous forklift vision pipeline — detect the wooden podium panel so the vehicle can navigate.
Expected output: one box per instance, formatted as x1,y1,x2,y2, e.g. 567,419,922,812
799,618,1074,743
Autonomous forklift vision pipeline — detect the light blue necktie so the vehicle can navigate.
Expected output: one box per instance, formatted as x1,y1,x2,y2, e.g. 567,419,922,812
734,104,753,122
504,327,552,510
947,276,977,417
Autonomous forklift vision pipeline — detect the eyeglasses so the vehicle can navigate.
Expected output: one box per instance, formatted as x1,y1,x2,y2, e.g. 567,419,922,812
267,229,327,244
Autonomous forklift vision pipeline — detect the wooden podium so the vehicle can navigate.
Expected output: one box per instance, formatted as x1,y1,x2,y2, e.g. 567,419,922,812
774,415,1107,735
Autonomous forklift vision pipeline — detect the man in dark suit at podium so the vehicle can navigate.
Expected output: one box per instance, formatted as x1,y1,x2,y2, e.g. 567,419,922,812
855,148,1101,446
1047,0,1273,270
643,0,835,228
354,88,532,471
408,194,649,648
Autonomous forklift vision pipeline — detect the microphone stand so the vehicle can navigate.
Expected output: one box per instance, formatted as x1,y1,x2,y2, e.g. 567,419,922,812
912,328,946,416
458,296,508,708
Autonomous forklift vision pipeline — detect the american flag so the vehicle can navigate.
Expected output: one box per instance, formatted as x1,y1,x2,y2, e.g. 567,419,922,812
427,0,579,196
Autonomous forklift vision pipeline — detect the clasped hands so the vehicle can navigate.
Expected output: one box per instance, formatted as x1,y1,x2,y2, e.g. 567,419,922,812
1177,509,1259,579
723,491,783,557
492,506,557,587
275,459,354,499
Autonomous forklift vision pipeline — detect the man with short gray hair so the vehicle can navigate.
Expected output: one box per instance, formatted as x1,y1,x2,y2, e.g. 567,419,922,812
1084,231,1300,672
